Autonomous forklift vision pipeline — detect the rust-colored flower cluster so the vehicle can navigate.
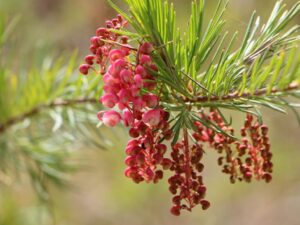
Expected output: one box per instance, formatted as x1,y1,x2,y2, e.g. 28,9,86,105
193,110,273,184
169,134,210,216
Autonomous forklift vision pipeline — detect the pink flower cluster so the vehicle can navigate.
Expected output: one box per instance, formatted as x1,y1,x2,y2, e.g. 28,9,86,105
79,15,173,184
193,111,273,184
115,46,174,183
99,44,175,182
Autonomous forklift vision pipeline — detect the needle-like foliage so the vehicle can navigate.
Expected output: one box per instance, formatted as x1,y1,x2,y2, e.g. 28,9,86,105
0,17,106,200
108,0,300,142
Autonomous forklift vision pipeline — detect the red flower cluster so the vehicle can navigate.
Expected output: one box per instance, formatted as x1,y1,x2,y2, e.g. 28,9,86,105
169,137,210,216
124,110,173,183
193,110,273,183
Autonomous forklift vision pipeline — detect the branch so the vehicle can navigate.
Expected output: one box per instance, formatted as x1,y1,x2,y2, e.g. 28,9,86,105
184,82,299,103
0,98,97,134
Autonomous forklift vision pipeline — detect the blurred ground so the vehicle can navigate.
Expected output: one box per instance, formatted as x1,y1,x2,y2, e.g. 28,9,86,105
0,0,300,224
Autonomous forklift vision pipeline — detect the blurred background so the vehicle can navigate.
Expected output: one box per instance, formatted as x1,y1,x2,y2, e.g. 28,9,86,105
0,0,300,224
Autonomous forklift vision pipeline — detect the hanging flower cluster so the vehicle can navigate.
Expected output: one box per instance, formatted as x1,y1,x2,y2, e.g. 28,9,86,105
79,15,272,216
169,138,210,215
79,15,173,184
193,110,273,184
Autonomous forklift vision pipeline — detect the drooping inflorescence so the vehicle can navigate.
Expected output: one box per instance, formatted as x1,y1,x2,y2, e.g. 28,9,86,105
169,134,210,215
79,15,272,216
193,111,273,183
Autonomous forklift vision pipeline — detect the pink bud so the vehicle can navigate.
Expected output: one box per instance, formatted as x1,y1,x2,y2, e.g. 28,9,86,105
127,139,139,147
198,186,207,195
100,93,119,108
156,144,167,154
98,110,121,127
162,158,173,170
125,156,136,167
135,65,147,77
140,55,152,66
120,69,133,83
109,59,127,77
139,42,154,55
130,86,139,97
106,20,113,28
133,97,146,111
109,49,124,63
171,206,181,216
125,144,141,156
145,167,155,181
90,36,100,47
85,55,94,65
79,64,90,75
123,109,134,127
134,74,143,88
153,153,163,164
119,89,133,104
200,200,210,210
201,130,210,142
124,167,136,178
89,45,97,54
142,94,159,108
103,83,121,94
96,27,107,36
142,109,161,127
103,73,120,86
129,128,139,138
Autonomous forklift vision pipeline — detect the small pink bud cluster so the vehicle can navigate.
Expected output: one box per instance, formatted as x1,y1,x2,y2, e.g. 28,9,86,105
193,110,273,183
169,142,209,216
79,14,129,76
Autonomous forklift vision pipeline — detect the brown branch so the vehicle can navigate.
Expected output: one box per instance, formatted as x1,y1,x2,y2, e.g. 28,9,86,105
184,82,299,103
0,98,97,134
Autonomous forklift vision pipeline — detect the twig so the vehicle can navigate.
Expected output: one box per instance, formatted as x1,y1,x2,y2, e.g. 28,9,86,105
99,38,138,51
183,82,299,103
0,98,97,134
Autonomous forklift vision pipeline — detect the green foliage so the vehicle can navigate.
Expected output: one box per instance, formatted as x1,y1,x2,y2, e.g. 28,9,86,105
109,0,300,142
0,17,106,201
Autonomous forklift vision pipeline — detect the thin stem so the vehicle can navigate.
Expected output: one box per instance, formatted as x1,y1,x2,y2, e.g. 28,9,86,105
183,82,299,103
0,98,97,134
183,128,193,210
99,38,138,51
